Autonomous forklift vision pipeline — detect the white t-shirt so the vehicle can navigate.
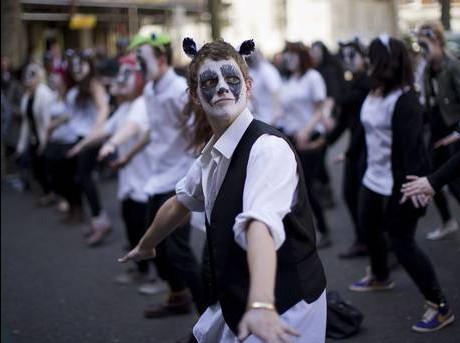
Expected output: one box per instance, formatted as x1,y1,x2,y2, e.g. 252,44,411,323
249,60,282,124
67,86,99,137
48,99,79,144
361,89,403,196
277,69,326,135
143,68,194,196
104,96,151,203
176,108,326,343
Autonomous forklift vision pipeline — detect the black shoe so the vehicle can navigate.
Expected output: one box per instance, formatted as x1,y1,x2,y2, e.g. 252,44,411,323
338,243,368,259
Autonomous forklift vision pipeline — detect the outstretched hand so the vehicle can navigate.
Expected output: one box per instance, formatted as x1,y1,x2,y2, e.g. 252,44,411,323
237,309,299,343
118,245,156,263
98,143,116,161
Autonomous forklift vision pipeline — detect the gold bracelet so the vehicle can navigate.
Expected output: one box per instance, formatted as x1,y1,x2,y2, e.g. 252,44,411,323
249,302,276,311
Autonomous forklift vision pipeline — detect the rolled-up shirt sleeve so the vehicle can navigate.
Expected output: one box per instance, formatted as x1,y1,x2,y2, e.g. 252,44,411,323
233,135,299,250
176,159,205,212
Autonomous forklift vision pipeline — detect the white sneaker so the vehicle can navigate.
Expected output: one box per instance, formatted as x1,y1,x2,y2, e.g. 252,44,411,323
426,219,459,240
138,280,168,295
114,269,150,285
91,211,111,230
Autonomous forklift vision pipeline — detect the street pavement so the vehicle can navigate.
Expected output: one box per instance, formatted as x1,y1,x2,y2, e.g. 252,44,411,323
2,137,460,343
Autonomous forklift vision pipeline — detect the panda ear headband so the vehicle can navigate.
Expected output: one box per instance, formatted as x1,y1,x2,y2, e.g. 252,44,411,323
182,37,255,59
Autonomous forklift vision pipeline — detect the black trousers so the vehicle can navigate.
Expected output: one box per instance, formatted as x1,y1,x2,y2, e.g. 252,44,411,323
45,142,82,207
296,147,330,235
146,192,204,312
75,144,102,217
359,186,445,304
343,152,366,244
22,143,52,194
121,198,149,273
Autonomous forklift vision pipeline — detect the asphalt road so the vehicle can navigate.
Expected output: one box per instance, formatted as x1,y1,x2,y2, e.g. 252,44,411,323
2,138,459,343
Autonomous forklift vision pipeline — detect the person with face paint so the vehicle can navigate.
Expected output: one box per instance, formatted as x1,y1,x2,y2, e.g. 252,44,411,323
69,54,155,283
245,49,282,125
349,35,454,333
43,73,83,223
119,39,327,343
106,33,204,317
16,63,56,205
417,22,460,240
307,39,371,259
276,41,332,249
65,49,111,245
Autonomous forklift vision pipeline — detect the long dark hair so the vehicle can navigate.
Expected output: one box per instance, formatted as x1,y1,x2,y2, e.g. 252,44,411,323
69,51,97,107
283,41,313,76
368,37,414,96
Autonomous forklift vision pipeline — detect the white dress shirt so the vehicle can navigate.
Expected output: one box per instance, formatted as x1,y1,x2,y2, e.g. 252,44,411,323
104,96,151,203
277,69,326,135
249,60,282,124
361,89,403,196
176,108,326,342
143,68,194,196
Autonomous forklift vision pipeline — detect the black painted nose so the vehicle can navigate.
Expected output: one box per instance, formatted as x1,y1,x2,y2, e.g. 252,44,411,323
217,87,229,95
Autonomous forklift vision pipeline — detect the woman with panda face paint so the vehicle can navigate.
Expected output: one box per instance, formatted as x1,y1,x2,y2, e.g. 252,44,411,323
416,22,460,240
16,63,56,204
349,36,454,333
68,54,153,281
119,39,327,343
65,50,111,245
277,42,332,250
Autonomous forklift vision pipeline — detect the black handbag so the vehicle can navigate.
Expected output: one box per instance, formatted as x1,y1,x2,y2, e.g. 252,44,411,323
326,291,364,339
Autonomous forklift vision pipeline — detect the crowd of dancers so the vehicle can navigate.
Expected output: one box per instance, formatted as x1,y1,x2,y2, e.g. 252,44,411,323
1,19,459,343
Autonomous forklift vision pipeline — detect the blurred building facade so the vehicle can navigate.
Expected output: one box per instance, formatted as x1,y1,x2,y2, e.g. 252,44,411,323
1,0,459,68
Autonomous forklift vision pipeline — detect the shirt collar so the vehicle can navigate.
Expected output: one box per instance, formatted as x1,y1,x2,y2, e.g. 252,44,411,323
200,108,254,164
154,68,175,94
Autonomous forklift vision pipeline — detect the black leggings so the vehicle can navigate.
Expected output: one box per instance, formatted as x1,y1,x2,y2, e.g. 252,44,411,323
296,147,330,235
431,141,460,222
45,142,81,208
121,198,149,273
27,144,52,195
343,153,366,244
146,192,204,313
359,186,445,304
75,145,102,217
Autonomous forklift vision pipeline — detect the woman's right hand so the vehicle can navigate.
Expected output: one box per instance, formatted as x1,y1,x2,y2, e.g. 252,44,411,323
67,144,82,158
118,244,156,263
98,142,116,161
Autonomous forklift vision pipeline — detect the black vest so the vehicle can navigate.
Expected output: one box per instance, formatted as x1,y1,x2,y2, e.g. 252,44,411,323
205,119,327,334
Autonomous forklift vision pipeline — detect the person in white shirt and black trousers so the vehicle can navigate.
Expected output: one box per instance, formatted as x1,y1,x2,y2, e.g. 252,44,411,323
349,35,455,333
119,39,327,343
104,33,204,319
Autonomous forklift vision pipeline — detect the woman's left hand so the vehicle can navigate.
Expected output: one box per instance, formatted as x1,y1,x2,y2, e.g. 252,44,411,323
237,309,299,343
401,176,435,198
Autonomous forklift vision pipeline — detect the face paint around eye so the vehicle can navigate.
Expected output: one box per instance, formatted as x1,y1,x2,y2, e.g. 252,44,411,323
111,64,136,96
220,64,242,102
197,58,247,121
71,57,90,82
283,52,299,72
138,44,159,81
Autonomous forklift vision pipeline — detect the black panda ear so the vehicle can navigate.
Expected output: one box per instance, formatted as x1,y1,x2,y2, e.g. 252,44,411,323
183,37,198,59
238,39,255,57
